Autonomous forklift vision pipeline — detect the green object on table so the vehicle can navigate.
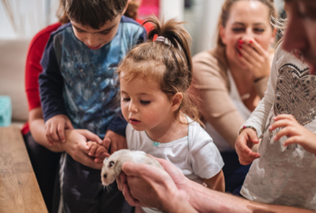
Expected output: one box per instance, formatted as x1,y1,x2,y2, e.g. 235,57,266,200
0,96,12,127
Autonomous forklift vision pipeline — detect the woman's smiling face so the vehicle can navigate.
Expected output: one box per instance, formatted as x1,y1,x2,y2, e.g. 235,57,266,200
220,0,275,68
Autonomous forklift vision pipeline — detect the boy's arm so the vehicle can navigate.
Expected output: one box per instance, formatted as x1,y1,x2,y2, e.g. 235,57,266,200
39,35,67,122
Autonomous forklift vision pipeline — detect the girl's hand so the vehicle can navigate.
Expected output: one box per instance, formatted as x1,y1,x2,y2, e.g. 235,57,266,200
235,128,260,165
86,141,110,163
238,39,270,81
269,114,316,155
102,130,127,154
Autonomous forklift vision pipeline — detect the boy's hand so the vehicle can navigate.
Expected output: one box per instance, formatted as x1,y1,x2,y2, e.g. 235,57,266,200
86,141,110,163
235,128,260,165
269,114,316,155
45,114,73,145
102,130,127,154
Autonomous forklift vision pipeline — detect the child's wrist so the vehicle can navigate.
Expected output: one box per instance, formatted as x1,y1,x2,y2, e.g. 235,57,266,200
239,125,257,135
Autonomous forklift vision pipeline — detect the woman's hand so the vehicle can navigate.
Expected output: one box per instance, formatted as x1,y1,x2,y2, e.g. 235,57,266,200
269,114,316,155
235,128,260,165
238,39,271,81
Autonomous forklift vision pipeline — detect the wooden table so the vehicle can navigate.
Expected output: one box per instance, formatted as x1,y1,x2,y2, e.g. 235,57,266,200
0,126,48,213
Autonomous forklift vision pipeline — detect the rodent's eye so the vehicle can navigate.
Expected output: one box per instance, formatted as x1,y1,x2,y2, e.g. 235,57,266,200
108,161,114,168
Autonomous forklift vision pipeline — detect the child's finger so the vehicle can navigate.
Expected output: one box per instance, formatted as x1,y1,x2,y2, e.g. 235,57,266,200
50,124,60,142
98,152,110,160
102,137,112,149
95,147,105,157
273,126,297,141
89,144,98,156
273,114,296,122
57,123,66,142
94,158,103,163
86,142,93,150
269,120,292,131
283,136,302,147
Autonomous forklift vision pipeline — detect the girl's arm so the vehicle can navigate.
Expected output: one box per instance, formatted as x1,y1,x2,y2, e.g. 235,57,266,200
202,170,225,192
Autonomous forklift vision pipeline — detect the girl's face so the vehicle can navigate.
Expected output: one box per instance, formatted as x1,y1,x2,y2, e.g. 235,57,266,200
220,1,275,68
282,0,316,75
120,73,175,133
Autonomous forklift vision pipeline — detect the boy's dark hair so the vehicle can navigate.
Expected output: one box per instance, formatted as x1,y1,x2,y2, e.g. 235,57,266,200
63,0,128,29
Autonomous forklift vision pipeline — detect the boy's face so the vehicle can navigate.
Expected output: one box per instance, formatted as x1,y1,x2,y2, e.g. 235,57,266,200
71,15,122,50
282,0,316,74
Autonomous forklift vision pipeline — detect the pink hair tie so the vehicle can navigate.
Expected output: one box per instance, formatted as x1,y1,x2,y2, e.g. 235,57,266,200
155,36,165,42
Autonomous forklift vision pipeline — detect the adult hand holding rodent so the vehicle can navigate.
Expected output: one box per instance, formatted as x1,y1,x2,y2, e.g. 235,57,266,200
235,128,260,165
45,114,73,144
117,158,197,213
238,39,271,82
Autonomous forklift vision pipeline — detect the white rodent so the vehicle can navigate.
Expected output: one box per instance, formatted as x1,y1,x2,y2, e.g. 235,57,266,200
101,149,164,186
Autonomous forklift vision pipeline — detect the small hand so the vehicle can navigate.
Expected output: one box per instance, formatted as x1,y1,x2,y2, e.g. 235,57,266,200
102,130,127,154
269,114,316,155
238,39,270,81
86,141,110,163
45,114,73,145
235,128,260,165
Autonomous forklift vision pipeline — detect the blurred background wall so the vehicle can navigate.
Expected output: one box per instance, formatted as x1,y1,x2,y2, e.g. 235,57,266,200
0,0,285,55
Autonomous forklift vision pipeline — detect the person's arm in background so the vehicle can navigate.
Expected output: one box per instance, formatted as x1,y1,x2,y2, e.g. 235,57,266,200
192,51,245,148
38,33,72,144
117,158,315,213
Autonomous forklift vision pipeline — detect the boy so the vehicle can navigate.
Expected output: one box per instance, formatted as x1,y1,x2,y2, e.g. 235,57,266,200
39,0,146,212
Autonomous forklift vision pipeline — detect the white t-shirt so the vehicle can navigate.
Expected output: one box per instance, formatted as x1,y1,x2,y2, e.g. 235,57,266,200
240,44,316,211
126,117,224,183
126,117,224,213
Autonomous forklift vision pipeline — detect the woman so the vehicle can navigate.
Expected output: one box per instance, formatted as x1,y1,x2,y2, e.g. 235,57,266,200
192,0,277,194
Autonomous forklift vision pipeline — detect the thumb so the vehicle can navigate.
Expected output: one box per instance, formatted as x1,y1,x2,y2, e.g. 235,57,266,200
79,130,102,143
248,129,259,144
103,137,112,150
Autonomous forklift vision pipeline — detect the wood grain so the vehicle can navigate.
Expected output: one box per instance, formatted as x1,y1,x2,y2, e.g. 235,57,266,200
0,126,48,213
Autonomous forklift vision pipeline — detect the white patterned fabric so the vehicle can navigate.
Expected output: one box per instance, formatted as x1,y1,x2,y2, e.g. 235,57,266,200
241,44,316,211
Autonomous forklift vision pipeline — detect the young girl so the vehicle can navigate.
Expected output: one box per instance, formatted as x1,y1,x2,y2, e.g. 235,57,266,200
117,17,225,212
235,8,316,209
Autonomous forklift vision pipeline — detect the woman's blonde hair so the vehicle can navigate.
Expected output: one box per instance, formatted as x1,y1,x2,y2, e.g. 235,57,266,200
117,17,202,126
216,0,278,49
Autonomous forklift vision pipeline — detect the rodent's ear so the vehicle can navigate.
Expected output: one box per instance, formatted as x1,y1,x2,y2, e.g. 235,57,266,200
114,159,123,174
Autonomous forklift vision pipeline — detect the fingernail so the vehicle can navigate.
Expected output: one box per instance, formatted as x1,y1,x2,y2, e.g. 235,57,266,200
249,40,253,44
238,45,242,49
238,53,242,57
238,40,243,44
